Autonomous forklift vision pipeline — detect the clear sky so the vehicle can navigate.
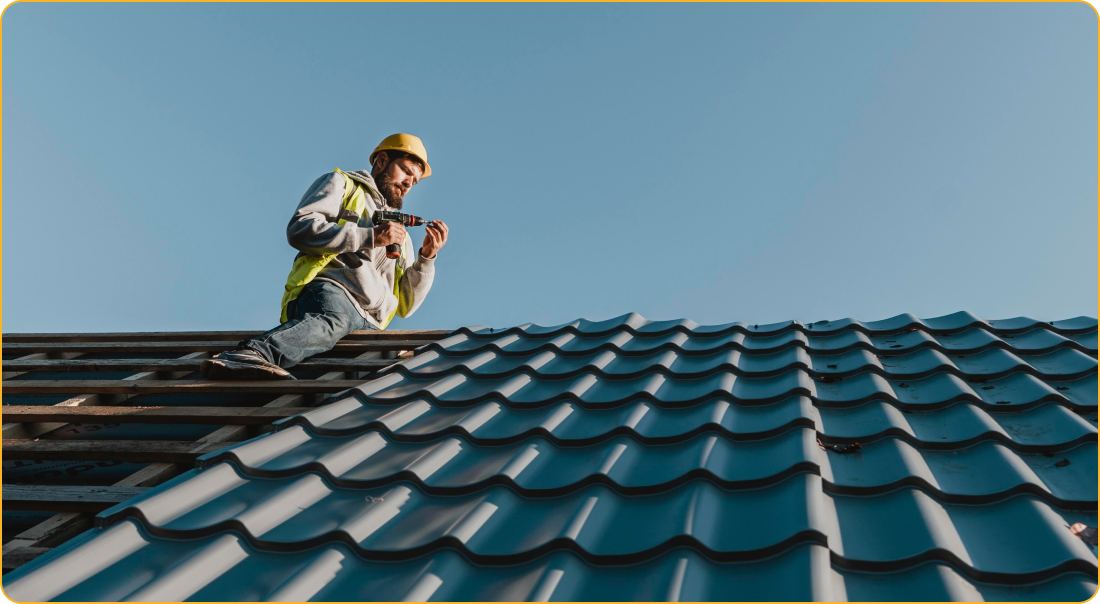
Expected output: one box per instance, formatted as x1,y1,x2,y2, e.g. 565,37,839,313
3,2,1096,333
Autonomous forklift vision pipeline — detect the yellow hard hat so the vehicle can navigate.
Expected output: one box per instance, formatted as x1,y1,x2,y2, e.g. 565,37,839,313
370,133,431,178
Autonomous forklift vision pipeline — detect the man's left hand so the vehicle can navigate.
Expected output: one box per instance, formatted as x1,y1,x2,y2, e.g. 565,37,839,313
420,220,449,259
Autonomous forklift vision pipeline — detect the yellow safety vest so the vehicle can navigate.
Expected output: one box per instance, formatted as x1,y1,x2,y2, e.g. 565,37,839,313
279,168,414,329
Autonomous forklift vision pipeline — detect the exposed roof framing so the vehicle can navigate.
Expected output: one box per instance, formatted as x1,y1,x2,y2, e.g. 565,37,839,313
1,329,446,573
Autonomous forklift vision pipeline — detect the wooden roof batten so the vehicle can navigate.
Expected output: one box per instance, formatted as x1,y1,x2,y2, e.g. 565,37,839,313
0,328,449,572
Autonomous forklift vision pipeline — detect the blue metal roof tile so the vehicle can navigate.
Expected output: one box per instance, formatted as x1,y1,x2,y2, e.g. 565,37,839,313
816,401,1096,448
11,528,1097,602
431,324,1095,361
392,346,1096,382
18,475,1100,577
277,396,1095,451
1069,330,1099,349
187,430,1098,507
195,428,816,492
469,312,1097,339
41,471,1097,570
919,311,989,332
6,312,1096,601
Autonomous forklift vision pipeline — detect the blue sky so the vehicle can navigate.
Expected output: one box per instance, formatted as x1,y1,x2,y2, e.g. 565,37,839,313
3,2,1096,333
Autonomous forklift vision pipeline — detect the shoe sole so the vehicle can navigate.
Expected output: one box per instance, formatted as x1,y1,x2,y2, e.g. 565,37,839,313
200,359,296,381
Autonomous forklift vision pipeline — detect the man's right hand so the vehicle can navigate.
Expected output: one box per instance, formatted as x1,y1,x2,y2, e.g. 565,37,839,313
372,222,406,248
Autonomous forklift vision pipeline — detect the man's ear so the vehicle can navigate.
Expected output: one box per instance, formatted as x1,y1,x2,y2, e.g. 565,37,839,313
371,151,389,176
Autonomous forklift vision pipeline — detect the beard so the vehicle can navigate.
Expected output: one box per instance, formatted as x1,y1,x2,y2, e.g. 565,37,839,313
375,174,405,210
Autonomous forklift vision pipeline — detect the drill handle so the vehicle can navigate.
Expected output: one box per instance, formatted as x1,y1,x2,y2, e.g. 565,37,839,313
373,211,406,259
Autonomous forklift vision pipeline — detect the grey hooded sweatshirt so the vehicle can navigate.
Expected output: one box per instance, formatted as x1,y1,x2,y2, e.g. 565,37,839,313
285,169,435,327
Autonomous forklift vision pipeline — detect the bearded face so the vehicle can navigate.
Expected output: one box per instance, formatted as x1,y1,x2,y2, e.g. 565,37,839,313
374,169,406,210
371,154,423,210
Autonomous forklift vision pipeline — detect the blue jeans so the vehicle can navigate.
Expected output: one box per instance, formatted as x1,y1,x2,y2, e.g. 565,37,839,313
240,280,377,368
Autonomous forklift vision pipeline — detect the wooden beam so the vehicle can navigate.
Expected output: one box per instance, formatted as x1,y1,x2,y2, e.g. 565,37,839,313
1,405,313,425
3,379,367,395
3,352,85,379
3,440,229,464
3,518,89,554
1,357,395,373
3,340,435,354
2,352,209,440
2,546,51,571
3,485,150,513
2,330,449,343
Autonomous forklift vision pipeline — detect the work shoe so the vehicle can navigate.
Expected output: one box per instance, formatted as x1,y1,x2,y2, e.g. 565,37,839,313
200,349,296,381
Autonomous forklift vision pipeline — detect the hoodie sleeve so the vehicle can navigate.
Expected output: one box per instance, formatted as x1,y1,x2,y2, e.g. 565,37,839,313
395,252,436,318
286,172,375,255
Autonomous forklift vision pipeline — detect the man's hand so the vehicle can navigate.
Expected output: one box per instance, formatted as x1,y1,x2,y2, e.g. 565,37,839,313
420,221,449,259
373,222,406,248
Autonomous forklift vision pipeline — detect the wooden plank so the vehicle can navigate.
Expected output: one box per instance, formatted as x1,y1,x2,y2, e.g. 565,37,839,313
1,405,313,425
3,485,150,513
2,352,210,441
2,546,51,571
2,330,451,343
3,340,435,354
3,517,90,553
3,379,367,395
1,357,395,373
3,440,229,464
3,352,85,380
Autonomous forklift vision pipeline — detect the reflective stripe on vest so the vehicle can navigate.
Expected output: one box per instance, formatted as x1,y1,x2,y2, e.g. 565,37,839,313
279,168,413,329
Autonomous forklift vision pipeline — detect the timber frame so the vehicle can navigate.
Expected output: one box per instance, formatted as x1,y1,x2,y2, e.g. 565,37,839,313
1,328,449,572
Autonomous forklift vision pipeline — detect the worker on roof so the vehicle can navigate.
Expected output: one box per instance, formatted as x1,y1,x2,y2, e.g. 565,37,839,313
201,133,448,380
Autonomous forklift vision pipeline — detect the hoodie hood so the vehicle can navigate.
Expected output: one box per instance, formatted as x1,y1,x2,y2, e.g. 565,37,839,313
344,170,391,210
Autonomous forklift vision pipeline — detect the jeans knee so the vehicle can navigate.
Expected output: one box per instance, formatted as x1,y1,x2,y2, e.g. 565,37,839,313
329,311,363,337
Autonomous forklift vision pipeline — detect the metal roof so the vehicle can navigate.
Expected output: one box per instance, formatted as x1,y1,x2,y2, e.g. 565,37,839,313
5,311,1097,601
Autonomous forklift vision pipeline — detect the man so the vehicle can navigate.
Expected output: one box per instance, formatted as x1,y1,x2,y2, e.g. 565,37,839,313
200,133,449,380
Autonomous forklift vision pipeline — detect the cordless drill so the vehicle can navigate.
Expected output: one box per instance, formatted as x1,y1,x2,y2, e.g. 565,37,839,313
373,210,433,260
